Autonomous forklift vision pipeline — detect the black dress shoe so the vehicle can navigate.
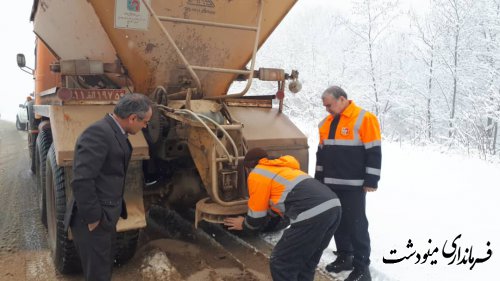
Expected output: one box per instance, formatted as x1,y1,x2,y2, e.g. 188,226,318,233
345,267,371,281
325,254,353,273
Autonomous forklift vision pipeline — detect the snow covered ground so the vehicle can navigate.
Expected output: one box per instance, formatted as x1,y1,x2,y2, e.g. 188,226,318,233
262,141,499,281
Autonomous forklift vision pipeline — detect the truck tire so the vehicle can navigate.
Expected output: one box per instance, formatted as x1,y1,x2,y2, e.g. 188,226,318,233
114,230,139,266
45,144,82,274
36,126,52,228
27,101,37,173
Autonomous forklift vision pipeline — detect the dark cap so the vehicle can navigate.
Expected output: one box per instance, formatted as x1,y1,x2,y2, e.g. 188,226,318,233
243,148,268,168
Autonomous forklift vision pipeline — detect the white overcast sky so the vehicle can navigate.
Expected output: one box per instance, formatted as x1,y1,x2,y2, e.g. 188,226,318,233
0,1,35,121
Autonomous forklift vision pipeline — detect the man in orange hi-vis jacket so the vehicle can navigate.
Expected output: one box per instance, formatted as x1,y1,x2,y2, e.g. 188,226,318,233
316,86,382,281
224,148,341,281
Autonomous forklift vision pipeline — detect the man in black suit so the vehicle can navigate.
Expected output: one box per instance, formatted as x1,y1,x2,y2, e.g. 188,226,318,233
66,93,152,281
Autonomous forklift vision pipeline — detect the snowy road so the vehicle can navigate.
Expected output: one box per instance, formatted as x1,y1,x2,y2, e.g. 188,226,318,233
264,138,498,281
366,143,499,280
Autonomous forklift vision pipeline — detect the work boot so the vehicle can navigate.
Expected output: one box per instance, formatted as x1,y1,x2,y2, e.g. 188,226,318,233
344,267,371,281
325,254,353,273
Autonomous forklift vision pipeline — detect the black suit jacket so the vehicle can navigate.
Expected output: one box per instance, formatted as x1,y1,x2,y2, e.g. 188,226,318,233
64,114,132,231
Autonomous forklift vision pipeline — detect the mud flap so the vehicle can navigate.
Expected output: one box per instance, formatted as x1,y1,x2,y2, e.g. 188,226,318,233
117,161,147,232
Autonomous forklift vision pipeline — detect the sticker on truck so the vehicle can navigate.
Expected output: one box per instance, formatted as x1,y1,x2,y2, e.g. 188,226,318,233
115,0,150,30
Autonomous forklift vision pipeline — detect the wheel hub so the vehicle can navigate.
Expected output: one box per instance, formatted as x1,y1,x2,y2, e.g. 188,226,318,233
194,197,247,228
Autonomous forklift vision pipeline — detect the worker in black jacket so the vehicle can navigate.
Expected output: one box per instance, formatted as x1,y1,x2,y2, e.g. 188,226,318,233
224,148,342,281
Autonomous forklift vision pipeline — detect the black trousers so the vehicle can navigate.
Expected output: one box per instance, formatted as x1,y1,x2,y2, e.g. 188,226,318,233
270,208,341,281
334,190,371,268
71,211,116,281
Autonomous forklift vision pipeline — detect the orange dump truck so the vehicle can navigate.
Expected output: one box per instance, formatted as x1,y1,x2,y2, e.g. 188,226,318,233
18,0,307,273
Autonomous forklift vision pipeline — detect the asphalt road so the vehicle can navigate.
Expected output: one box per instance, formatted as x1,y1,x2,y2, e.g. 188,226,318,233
0,120,145,281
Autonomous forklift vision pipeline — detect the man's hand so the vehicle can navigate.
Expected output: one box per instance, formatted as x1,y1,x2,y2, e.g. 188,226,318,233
363,186,377,192
223,216,244,230
88,220,100,232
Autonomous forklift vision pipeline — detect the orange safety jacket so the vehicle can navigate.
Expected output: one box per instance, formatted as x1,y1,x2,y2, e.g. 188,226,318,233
315,101,382,191
244,155,340,231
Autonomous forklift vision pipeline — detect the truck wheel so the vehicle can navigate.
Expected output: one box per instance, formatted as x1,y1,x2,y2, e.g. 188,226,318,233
45,144,81,274
36,126,52,228
27,101,37,173
114,230,139,266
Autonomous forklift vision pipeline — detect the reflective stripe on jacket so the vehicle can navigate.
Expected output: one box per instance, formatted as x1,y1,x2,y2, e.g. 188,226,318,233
315,101,382,191
245,155,340,230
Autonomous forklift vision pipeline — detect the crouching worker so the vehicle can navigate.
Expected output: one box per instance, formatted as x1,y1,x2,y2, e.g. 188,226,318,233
224,148,342,281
